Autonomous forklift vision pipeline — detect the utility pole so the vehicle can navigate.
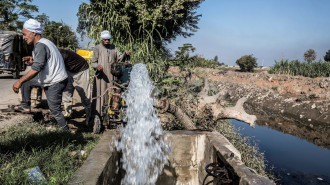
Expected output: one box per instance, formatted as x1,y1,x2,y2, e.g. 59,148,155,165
57,26,62,47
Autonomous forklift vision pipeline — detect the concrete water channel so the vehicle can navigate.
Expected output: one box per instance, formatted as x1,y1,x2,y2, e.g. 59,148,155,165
69,130,274,185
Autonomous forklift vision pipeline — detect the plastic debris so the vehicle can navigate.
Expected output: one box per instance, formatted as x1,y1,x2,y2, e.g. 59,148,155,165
24,166,47,184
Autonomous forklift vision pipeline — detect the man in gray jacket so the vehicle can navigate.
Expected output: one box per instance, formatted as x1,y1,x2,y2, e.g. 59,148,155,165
12,19,70,131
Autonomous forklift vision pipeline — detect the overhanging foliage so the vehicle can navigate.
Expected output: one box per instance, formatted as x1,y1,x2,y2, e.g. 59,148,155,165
77,0,204,46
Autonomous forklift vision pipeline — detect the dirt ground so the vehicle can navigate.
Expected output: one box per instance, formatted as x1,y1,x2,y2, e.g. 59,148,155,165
0,87,86,132
168,66,329,124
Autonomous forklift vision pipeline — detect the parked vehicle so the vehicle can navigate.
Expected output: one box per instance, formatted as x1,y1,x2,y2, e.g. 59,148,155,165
0,30,32,78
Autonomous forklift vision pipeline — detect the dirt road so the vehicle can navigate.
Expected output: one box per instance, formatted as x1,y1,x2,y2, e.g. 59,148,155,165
0,67,86,132
0,67,34,131
0,71,24,109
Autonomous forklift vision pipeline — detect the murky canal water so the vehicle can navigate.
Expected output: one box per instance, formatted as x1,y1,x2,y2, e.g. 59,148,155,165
231,119,330,185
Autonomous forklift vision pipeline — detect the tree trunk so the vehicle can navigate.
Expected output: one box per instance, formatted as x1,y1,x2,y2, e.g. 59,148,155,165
155,99,196,130
155,78,257,129
198,79,256,127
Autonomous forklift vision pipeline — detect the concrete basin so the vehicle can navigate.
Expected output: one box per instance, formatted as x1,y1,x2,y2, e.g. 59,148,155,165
69,130,273,185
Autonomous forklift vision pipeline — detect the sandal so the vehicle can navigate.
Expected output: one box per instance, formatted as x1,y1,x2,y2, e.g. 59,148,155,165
10,105,31,113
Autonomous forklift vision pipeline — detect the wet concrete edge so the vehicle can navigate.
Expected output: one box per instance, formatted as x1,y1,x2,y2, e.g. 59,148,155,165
207,131,274,185
69,130,119,185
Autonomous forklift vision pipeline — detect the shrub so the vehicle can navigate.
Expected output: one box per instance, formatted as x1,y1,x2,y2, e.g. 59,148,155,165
171,44,224,69
236,55,257,72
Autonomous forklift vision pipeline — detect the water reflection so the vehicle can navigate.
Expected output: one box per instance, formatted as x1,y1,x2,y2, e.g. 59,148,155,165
230,119,330,185
254,114,330,150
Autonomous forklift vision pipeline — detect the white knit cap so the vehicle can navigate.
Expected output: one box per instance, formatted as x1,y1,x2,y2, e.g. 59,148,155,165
23,19,43,34
100,30,111,40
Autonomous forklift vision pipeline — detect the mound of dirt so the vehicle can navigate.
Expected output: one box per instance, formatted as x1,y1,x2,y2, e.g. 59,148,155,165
167,66,330,148
168,66,329,125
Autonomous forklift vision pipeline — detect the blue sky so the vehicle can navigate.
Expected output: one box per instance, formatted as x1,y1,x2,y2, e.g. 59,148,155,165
31,0,330,66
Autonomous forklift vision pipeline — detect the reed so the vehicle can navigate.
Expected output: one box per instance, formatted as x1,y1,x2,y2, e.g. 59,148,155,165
269,59,330,77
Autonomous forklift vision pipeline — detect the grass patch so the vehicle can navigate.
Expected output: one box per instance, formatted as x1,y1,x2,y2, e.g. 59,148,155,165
309,93,318,99
0,121,100,184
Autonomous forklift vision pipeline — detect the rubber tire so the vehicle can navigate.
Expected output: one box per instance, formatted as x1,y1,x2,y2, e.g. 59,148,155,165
93,115,102,134
12,69,20,79
12,59,21,79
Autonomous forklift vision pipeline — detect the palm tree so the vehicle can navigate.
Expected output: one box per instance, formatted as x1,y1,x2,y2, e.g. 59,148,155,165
304,49,317,63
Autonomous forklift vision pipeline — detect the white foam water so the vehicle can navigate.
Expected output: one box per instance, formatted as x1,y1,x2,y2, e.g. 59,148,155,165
115,63,171,185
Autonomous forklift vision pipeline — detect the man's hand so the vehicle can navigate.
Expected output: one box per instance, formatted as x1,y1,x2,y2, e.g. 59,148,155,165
12,69,39,93
13,81,22,93
97,65,103,71
22,56,33,65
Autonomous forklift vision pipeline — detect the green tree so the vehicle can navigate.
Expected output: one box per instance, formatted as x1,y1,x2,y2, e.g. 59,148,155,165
77,0,204,47
175,43,196,60
324,50,330,62
172,43,196,68
35,13,50,26
304,49,317,63
42,21,79,50
213,55,218,62
35,14,79,50
236,55,257,72
0,0,38,31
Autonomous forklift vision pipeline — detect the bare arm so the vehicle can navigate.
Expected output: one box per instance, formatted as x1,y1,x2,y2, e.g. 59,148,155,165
115,48,129,63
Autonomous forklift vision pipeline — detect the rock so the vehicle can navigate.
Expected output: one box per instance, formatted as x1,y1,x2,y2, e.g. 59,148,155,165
311,104,316,109
69,151,78,157
319,81,328,88
80,150,87,158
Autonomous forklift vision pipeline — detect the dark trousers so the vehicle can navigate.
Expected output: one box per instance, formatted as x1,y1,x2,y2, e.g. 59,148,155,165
21,78,68,128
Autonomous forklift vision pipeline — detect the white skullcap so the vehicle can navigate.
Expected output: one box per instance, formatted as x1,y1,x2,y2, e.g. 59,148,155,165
23,19,43,34
100,30,111,40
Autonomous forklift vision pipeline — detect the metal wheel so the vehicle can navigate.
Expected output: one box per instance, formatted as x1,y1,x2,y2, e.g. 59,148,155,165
93,115,102,134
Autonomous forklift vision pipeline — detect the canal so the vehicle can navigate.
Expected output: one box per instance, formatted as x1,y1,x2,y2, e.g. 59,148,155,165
231,119,330,185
